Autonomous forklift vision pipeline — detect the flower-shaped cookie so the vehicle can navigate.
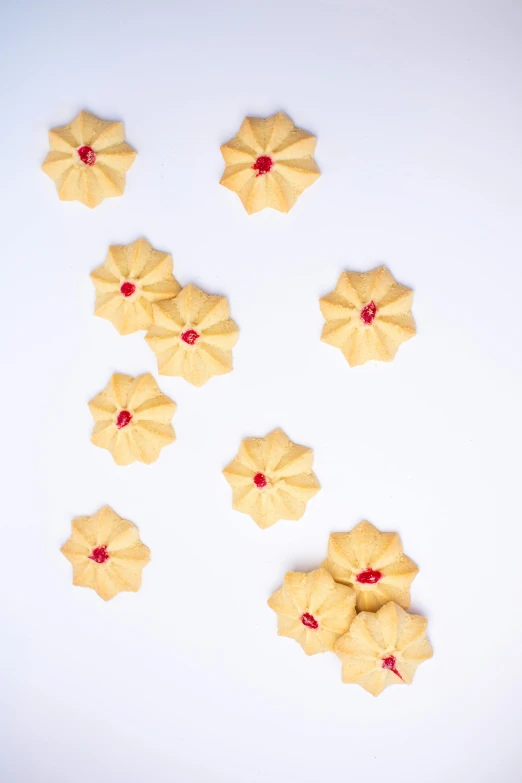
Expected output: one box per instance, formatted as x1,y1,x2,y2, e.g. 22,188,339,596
42,110,136,208
90,238,181,335
220,111,320,214
335,602,433,696
222,428,320,529
268,569,356,655
320,266,416,367
323,520,418,612
60,506,150,601
89,373,176,466
145,284,239,387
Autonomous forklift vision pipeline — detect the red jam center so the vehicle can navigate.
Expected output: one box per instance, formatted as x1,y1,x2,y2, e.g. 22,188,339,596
356,568,383,585
116,410,132,429
120,281,136,297
360,301,377,325
89,545,109,564
253,472,267,489
181,329,200,345
382,655,403,680
301,613,319,630
77,145,96,166
252,155,273,177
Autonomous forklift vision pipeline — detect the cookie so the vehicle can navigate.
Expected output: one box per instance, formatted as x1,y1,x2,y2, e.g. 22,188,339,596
89,373,176,465
222,428,320,529
90,238,181,335
41,110,136,208
335,602,433,696
268,568,356,655
323,520,418,611
60,506,150,601
320,266,416,366
220,111,320,214
145,284,239,387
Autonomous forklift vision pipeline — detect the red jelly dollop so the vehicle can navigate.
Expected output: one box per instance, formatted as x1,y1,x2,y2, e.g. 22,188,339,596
252,155,273,177
77,145,96,166
253,472,267,489
301,613,319,630
356,568,383,585
116,410,132,429
120,281,136,298
89,545,109,564
181,329,200,345
360,301,377,325
382,655,403,680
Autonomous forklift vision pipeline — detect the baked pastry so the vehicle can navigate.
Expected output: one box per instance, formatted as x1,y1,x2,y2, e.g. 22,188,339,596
323,520,418,611
90,238,181,335
42,110,136,208
335,602,433,695
145,284,239,387
220,111,320,214
222,428,320,529
319,266,416,366
89,373,176,465
60,506,150,601
268,568,356,655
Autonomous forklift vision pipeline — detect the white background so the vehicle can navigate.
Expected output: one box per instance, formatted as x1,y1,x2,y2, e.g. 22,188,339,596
1,1,521,781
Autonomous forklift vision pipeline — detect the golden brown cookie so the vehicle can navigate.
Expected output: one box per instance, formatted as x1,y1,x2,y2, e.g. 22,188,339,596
323,520,418,612
145,284,239,387
220,111,320,214
90,238,181,335
335,602,433,696
61,506,150,601
222,428,320,529
89,373,176,466
268,568,356,655
320,266,416,366
42,110,136,208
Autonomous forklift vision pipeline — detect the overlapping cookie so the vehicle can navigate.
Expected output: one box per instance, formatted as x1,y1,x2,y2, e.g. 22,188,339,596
146,284,239,387
323,520,418,611
335,602,433,696
268,569,356,655
91,239,181,335
267,520,431,694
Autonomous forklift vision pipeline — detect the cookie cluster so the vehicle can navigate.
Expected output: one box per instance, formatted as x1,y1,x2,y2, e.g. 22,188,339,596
91,238,239,389
268,521,432,696
45,109,431,692
86,238,240,467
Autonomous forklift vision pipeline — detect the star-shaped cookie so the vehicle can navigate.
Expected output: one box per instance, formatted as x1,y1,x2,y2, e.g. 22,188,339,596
90,238,181,335
323,520,418,612
268,568,356,655
220,111,320,214
223,428,320,529
42,110,136,208
61,506,150,601
89,373,176,465
320,266,416,366
335,602,433,696
145,284,239,387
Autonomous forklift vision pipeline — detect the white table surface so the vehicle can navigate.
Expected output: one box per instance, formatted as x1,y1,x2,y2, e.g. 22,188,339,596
1,1,521,781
